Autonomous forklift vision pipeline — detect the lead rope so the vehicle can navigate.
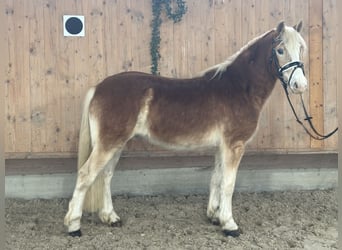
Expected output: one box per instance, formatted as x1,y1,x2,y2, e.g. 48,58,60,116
299,93,338,139
281,82,338,140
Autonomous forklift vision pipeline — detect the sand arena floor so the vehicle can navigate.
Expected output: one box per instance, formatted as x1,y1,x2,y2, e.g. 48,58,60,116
6,189,337,249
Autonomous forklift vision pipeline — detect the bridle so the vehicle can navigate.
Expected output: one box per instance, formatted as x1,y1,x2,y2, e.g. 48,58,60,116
270,41,338,140
272,48,305,90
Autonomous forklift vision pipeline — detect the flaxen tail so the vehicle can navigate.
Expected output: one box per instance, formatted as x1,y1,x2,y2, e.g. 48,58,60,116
77,87,104,213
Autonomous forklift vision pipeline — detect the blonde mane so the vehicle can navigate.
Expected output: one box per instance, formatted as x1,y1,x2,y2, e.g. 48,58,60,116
200,24,307,79
199,30,270,79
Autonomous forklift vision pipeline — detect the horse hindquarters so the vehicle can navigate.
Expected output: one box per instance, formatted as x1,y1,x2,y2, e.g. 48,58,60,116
77,81,146,213
65,82,152,235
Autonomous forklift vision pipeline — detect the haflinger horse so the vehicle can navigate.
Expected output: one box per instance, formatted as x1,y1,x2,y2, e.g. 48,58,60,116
64,21,307,237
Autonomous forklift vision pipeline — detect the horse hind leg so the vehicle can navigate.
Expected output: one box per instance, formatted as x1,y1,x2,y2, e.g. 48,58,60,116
98,148,123,227
64,146,118,236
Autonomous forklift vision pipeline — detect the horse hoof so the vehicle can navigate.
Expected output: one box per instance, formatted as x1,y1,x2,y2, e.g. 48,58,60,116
223,229,242,237
69,229,82,237
110,220,122,227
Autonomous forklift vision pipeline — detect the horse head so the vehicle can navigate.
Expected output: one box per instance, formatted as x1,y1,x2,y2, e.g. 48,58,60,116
273,21,308,94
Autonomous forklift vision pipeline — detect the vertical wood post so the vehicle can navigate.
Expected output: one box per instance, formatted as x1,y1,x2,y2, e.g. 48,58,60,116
309,0,324,148
0,0,7,245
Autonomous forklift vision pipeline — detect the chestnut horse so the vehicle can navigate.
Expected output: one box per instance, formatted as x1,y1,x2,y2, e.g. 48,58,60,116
65,21,307,237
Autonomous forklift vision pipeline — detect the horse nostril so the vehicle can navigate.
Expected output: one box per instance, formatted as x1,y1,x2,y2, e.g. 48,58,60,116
294,82,298,89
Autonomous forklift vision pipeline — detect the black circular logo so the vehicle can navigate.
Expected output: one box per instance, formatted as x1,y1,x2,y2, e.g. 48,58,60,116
65,17,83,35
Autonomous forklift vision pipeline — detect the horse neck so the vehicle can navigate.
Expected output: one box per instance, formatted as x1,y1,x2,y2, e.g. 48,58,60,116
221,31,278,110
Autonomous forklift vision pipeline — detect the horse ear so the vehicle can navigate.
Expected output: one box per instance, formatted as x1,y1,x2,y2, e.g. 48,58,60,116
294,20,303,32
276,21,285,34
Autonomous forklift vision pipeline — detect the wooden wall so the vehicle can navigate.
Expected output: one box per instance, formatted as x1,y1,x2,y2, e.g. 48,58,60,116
3,0,338,159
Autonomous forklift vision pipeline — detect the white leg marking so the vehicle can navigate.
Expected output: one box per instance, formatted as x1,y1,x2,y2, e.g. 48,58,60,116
64,188,86,232
207,151,222,222
99,150,122,225
218,141,244,232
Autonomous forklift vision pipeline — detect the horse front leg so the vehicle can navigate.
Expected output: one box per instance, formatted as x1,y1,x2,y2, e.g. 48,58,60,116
217,141,245,237
207,151,222,225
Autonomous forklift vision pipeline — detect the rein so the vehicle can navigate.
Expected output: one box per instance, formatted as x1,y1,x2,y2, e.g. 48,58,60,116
271,48,338,140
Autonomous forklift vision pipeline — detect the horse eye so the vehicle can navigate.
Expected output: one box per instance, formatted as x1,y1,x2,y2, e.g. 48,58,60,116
277,48,284,55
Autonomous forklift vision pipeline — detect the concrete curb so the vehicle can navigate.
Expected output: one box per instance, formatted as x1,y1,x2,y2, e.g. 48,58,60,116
5,167,338,199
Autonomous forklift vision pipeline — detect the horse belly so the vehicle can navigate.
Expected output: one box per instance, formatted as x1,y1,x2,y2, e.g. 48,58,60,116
143,127,221,151
135,112,221,150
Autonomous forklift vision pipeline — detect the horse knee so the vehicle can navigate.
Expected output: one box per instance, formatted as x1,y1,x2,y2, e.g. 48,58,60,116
76,169,98,191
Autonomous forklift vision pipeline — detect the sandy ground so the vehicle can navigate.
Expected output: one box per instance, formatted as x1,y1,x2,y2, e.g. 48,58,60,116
6,189,337,250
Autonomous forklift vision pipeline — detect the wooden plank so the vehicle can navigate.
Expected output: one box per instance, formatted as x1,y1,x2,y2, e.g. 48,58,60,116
241,0,256,45
5,145,340,160
227,0,242,60
208,0,243,91
158,0,175,76
309,0,324,148
130,0,151,73
322,0,338,149
15,0,32,152
103,0,119,75
117,0,133,72
0,0,8,121
5,0,32,153
172,0,188,77
1,2,9,232
185,0,203,76
29,0,49,153
73,0,89,152
200,0,215,72
56,0,78,153
161,5,174,76
42,0,62,153
0,0,5,238
5,153,338,176
4,0,16,153
213,0,232,65
88,0,106,82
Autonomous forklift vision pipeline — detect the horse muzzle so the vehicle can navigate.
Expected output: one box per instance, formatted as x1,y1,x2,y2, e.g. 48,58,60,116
288,75,307,94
